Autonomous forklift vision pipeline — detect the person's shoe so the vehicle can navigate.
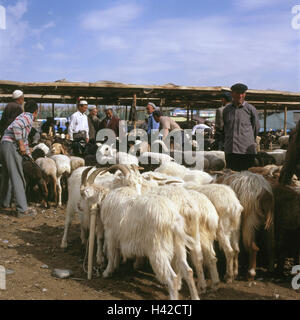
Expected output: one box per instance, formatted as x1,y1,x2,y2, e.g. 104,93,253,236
17,207,37,218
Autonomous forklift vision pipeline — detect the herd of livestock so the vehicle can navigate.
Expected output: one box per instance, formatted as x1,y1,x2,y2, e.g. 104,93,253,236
4,127,300,300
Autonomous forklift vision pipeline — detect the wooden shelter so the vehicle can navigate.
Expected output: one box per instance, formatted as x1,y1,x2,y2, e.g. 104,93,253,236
1,80,300,134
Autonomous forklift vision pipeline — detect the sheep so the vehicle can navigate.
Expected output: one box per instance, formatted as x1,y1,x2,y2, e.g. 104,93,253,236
49,155,71,207
278,135,289,149
216,171,275,280
95,144,139,166
99,186,200,300
266,149,287,165
155,162,213,185
22,156,49,208
128,140,150,156
70,156,85,172
51,143,69,156
248,165,282,178
32,143,50,156
184,182,243,282
35,157,57,205
271,184,300,276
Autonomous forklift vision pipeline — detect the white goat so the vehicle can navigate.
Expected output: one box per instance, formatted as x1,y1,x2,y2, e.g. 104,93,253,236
184,182,243,282
100,186,200,300
155,162,213,185
49,155,71,207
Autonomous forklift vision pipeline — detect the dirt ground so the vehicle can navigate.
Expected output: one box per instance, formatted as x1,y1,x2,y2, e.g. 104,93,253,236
0,204,299,301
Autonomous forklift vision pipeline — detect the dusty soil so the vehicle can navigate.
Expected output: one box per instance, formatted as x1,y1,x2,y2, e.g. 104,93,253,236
0,205,299,301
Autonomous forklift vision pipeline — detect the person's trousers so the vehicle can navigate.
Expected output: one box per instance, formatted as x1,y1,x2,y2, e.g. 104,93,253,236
0,141,27,213
225,153,255,172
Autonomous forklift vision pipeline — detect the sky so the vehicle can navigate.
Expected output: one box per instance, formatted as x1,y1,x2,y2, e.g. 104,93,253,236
0,0,299,91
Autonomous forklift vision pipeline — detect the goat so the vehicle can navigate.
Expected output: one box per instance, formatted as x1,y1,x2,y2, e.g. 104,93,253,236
216,171,275,280
22,156,49,208
35,157,58,205
272,184,300,275
184,182,243,282
99,185,200,300
49,155,71,207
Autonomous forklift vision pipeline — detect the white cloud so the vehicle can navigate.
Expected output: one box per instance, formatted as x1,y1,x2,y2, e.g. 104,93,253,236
52,37,65,47
7,0,28,20
234,0,289,11
80,2,142,31
32,21,56,37
0,1,29,78
33,42,45,51
77,10,298,91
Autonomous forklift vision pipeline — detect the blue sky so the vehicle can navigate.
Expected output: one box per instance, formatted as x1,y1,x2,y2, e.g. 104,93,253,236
0,0,299,91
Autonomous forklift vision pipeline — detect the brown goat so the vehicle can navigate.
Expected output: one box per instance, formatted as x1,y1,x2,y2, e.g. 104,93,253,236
279,120,300,185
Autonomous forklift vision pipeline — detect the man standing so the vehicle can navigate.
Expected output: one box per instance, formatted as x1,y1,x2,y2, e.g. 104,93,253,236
68,100,90,143
100,108,120,137
87,105,101,142
0,90,24,137
0,100,39,217
223,83,260,171
215,92,232,150
152,110,183,142
146,103,160,135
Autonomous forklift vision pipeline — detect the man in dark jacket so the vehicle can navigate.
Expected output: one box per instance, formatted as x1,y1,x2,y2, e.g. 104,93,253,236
215,92,232,150
100,108,120,137
87,105,101,142
0,90,24,137
223,83,260,171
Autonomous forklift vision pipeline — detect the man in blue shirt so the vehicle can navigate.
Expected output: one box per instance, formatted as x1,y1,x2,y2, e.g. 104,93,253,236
146,103,160,135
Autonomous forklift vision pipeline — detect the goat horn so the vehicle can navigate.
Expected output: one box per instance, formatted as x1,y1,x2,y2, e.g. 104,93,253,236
165,180,183,185
151,176,167,181
87,168,108,185
100,164,131,177
81,167,94,187
130,164,144,173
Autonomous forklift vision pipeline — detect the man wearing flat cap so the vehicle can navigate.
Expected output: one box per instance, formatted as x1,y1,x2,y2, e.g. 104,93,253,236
0,90,24,138
87,105,101,142
222,83,260,171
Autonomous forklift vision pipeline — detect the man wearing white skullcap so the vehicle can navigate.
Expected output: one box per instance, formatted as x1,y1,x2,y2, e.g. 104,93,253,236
68,100,90,142
0,90,24,137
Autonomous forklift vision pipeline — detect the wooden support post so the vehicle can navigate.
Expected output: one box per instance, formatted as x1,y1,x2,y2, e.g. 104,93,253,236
52,103,55,118
160,98,164,113
125,105,128,121
187,106,190,123
191,107,193,122
264,102,267,134
284,106,287,136
133,94,137,129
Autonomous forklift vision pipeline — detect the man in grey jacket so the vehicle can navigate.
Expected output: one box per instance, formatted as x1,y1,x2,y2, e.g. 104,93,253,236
223,83,260,171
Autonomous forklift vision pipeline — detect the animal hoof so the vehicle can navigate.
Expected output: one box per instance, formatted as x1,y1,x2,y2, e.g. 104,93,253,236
102,271,111,278
224,274,234,283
